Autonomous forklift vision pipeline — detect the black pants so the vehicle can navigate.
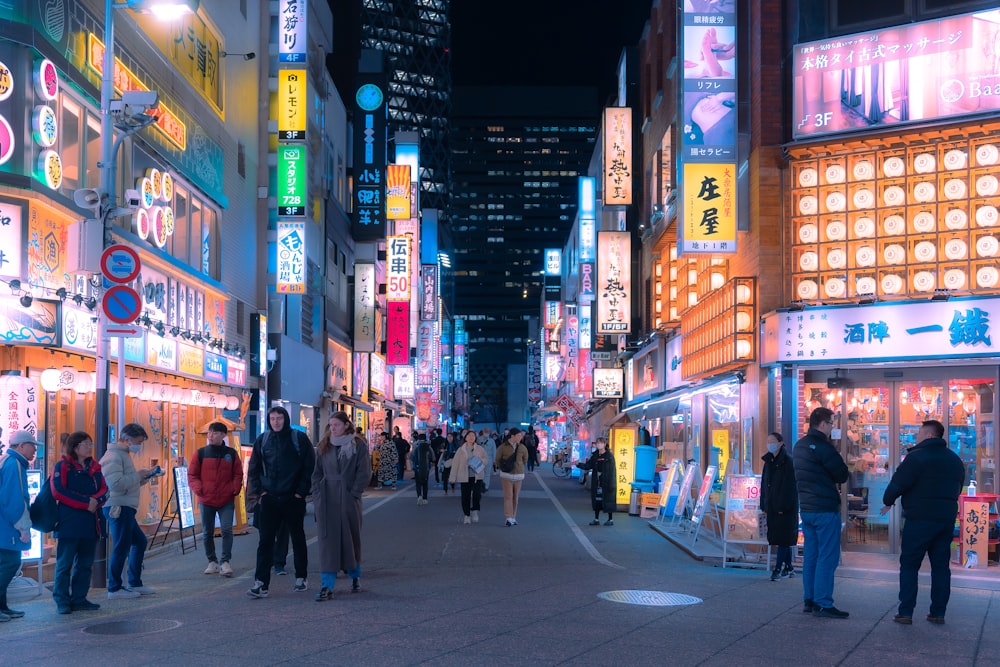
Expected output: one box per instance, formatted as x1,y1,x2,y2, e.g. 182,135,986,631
460,480,482,516
273,521,289,567
898,518,953,617
415,472,429,500
254,495,307,588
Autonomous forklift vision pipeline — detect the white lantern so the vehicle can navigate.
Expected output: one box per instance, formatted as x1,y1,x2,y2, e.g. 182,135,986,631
139,382,153,400
109,374,119,395
0,372,40,433
58,366,78,390
169,386,184,403
736,311,752,332
40,368,61,393
74,373,92,393
88,372,98,394
225,395,240,410
125,379,139,397
736,339,752,359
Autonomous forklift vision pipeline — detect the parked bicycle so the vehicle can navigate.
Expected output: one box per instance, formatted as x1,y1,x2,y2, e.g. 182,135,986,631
551,449,573,478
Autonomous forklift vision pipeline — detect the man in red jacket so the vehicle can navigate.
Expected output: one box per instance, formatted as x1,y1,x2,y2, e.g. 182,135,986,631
188,423,243,577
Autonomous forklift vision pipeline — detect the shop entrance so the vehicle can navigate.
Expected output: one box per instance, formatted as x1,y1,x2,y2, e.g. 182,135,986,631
802,368,996,555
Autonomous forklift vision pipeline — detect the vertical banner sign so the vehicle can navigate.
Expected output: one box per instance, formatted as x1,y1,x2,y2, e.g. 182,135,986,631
544,249,562,276
278,0,307,62
578,176,596,261
386,302,410,365
415,321,436,387
454,320,466,383
386,165,411,220
579,261,595,302
386,235,411,301
0,199,23,279
603,108,632,206
393,366,415,399
278,70,306,140
578,349,594,396
526,340,542,404
277,146,306,216
596,231,631,334
419,265,438,321
565,313,578,383
276,221,305,293
678,2,738,254
579,303,592,350
611,427,636,506
354,263,376,352
352,76,387,240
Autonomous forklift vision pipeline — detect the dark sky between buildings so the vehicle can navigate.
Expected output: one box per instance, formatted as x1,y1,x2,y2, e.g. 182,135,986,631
450,0,653,102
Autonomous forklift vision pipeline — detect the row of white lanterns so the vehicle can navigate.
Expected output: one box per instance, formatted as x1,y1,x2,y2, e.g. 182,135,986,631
40,367,240,410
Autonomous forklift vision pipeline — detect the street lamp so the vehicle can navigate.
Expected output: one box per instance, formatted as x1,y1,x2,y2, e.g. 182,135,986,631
80,0,197,588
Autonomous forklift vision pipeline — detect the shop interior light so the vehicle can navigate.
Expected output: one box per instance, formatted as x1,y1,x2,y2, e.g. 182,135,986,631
124,0,200,20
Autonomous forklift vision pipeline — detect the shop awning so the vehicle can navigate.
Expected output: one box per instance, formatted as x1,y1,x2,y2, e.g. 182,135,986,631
332,392,374,412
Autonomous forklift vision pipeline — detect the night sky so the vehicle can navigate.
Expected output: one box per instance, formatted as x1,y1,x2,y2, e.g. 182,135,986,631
450,1,653,101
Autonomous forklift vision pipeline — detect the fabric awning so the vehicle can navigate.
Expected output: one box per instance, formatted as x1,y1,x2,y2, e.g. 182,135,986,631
332,392,374,412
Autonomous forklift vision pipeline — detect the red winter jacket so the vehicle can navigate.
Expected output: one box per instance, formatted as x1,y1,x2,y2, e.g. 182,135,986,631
188,445,243,508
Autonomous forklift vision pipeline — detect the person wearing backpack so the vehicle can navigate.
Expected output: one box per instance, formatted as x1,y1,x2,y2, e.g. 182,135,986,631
246,407,316,599
0,430,38,621
410,432,434,505
51,431,108,614
495,428,528,527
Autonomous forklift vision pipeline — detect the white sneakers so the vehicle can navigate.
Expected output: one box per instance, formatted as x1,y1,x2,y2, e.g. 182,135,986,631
130,585,157,595
220,562,233,577
107,588,140,600
293,578,308,592
463,515,472,524
417,497,429,505
471,510,479,523
204,562,220,575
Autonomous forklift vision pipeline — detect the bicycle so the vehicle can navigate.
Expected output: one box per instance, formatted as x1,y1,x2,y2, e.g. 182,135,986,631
551,450,573,478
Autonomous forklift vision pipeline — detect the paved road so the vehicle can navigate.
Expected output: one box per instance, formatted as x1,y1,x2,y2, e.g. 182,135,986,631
3,466,999,666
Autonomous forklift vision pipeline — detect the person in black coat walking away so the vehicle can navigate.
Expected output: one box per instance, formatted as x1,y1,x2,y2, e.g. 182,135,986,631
880,419,965,625
578,437,617,525
410,433,435,505
761,432,798,581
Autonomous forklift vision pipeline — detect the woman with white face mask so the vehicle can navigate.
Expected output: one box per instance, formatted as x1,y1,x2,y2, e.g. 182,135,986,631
761,432,798,582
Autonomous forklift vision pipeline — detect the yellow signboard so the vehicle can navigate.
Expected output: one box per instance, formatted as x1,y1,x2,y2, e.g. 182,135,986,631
610,426,636,506
135,13,223,114
178,343,205,376
681,162,737,253
278,70,307,140
712,429,730,482
386,164,411,219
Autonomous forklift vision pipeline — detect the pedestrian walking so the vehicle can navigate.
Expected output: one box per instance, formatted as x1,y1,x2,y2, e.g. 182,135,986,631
577,436,616,525
451,430,488,524
100,423,157,600
312,411,371,601
524,428,539,472
392,428,410,481
495,428,528,526
375,432,398,488
440,432,458,493
0,430,38,621
880,419,965,625
246,407,316,599
51,431,108,613
480,429,497,492
410,433,434,505
761,432,798,581
430,429,446,484
794,407,850,619
188,422,242,578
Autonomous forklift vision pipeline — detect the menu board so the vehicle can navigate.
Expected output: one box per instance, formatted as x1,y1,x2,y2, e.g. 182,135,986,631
674,462,700,517
173,466,196,529
725,474,765,543
22,470,42,561
691,465,718,525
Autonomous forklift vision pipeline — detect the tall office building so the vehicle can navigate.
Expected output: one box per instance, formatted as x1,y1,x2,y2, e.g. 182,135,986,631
331,0,452,214
451,86,599,391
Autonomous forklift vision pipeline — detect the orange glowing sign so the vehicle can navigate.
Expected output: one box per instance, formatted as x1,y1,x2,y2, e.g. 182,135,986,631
87,34,187,151
386,164,411,220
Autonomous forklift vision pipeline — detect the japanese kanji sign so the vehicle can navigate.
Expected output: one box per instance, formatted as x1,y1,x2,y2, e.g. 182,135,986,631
419,265,438,321
596,231,631,334
353,263,376,352
351,75,387,240
681,162,736,252
602,107,632,205
275,221,305,294
278,70,306,140
386,165,411,219
278,0,307,63
386,235,411,302
277,146,305,216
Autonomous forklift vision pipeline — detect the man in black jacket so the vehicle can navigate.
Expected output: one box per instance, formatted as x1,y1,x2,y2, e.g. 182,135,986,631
245,406,315,599
793,406,850,619
881,419,965,625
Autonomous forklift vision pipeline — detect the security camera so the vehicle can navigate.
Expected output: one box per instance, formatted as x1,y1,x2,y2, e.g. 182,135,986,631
121,90,159,110
124,189,141,209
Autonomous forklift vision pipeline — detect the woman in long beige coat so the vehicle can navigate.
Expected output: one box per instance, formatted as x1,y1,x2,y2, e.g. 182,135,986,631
450,429,488,525
311,411,371,600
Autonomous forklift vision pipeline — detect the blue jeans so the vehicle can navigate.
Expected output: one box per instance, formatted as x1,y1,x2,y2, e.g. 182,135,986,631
0,547,22,609
104,506,147,592
200,502,235,564
898,519,953,617
800,511,841,608
53,538,97,606
321,565,361,589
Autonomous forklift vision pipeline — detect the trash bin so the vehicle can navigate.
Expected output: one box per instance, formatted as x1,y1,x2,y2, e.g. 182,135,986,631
629,487,640,515
634,445,657,482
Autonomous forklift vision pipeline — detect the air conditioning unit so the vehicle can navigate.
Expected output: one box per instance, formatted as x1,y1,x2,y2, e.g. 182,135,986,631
66,220,103,274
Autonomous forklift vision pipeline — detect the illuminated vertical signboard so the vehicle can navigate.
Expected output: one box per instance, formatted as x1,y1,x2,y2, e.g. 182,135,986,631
277,145,306,216
352,76,387,240
277,0,307,63
565,312,578,384
393,366,415,399
419,265,438,321
386,235,411,302
677,2,738,254
593,368,624,399
278,70,306,140
602,107,632,206
544,248,562,276
386,164,411,219
415,321,437,388
579,176,596,301
386,302,410,365
275,221,305,293
454,319,467,384
596,231,631,334
353,263,376,352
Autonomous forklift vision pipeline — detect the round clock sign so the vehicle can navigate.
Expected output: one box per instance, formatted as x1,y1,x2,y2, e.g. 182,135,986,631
356,83,383,111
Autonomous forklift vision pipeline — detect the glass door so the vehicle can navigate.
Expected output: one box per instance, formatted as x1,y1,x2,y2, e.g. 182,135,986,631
842,385,894,553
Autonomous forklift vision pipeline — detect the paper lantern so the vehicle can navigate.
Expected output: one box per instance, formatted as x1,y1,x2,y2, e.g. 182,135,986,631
58,366,78,390
40,368,61,392
736,311,752,332
190,389,202,405
736,339,752,359
139,382,153,400
225,395,240,410
736,284,752,304
0,372,40,433
74,373,92,393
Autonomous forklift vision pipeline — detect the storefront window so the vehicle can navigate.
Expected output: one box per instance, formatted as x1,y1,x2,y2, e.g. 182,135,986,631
59,97,81,193
85,116,102,189
948,378,995,493
706,384,740,483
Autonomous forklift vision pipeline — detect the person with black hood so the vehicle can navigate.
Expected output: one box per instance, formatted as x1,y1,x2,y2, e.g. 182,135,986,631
577,437,616,525
880,419,965,625
761,432,798,581
246,406,316,599
409,432,434,505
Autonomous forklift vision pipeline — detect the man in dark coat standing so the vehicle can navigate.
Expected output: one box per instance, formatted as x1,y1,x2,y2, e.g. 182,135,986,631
761,432,797,581
794,406,850,618
881,419,965,625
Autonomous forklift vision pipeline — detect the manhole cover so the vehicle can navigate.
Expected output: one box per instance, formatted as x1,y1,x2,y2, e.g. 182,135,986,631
597,590,702,606
83,619,181,636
